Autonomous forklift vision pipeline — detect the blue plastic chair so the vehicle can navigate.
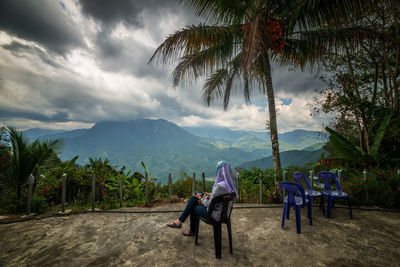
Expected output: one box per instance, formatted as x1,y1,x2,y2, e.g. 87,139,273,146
279,182,311,234
292,172,325,222
318,171,352,219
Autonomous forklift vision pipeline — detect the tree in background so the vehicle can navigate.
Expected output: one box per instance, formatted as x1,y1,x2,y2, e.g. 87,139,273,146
149,0,378,169
311,0,400,163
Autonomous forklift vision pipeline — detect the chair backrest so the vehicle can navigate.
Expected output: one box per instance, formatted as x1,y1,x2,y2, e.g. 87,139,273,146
317,171,342,191
206,194,234,224
292,172,312,191
279,182,306,206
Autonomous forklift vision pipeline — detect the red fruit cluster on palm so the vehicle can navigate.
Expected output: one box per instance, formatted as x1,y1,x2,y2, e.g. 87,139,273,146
267,18,285,53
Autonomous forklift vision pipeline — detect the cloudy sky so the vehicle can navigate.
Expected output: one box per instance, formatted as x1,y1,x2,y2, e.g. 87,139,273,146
0,0,331,133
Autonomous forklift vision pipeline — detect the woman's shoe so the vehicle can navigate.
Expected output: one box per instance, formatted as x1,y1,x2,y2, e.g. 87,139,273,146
167,222,182,228
181,230,195,236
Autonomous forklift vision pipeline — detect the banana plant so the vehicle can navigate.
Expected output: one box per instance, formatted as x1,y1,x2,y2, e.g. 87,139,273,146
325,113,392,167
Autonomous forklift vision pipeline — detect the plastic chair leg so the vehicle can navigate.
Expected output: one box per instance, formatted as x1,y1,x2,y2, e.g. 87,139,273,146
281,204,287,229
213,223,222,259
327,197,333,218
347,197,353,219
308,200,313,226
227,220,233,254
295,206,301,234
195,217,200,245
286,204,290,219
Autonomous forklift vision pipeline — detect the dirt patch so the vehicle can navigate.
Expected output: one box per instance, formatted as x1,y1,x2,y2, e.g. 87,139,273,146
1,204,399,266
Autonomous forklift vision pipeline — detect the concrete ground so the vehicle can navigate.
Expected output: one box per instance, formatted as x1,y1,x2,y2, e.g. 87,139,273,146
0,203,399,267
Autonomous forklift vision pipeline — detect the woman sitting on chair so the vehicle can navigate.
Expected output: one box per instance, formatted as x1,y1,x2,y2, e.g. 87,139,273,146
167,160,238,236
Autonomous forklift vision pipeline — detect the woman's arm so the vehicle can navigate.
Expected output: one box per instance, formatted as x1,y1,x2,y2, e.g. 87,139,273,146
200,185,227,208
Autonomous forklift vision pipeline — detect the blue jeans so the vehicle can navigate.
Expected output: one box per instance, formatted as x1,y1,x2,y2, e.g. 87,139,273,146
179,195,208,233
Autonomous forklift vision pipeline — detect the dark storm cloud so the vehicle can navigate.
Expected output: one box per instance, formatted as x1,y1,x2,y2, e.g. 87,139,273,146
79,0,182,28
0,107,70,122
0,0,85,55
272,65,324,95
83,0,197,78
80,0,141,27
94,31,168,78
1,41,62,69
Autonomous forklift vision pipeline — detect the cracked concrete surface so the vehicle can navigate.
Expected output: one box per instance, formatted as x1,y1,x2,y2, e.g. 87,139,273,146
1,203,399,266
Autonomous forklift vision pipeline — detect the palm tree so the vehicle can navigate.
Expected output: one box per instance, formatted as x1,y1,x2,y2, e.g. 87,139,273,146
0,127,63,199
87,157,117,177
149,0,377,169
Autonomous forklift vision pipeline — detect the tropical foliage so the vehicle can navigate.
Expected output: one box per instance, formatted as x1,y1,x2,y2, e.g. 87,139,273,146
325,113,396,167
0,127,62,199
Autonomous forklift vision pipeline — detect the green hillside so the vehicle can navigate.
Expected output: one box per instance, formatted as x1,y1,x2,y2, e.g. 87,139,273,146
184,127,326,152
239,149,324,169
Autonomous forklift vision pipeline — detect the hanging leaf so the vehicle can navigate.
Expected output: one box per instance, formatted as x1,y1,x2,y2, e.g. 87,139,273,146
325,126,364,164
370,113,392,158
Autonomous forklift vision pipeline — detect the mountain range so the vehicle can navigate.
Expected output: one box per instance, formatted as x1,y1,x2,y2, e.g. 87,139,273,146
23,119,327,182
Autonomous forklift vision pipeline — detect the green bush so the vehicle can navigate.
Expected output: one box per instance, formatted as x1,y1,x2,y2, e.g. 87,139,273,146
31,196,48,214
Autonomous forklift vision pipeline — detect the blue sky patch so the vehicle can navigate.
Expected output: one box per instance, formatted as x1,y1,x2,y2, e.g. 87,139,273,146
280,98,293,106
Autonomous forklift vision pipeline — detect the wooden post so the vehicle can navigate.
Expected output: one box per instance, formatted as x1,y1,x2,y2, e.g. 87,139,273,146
26,174,34,214
91,173,95,211
236,172,240,203
119,172,123,208
62,173,67,213
202,172,206,192
145,172,149,206
192,172,196,194
309,170,314,188
283,171,287,196
259,173,262,204
338,169,342,184
168,173,172,202
363,169,368,202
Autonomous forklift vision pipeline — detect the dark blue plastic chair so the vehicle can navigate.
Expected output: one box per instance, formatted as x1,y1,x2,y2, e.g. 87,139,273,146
279,182,311,234
318,171,352,219
292,172,325,222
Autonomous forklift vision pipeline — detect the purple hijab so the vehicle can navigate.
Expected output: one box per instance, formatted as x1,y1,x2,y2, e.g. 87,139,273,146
213,161,238,197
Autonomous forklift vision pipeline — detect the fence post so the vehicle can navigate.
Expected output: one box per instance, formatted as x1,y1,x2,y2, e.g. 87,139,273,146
168,173,172,202
259,173,263,204
145,172,149,206
26,174,34,214
236,172,240,203
62,173,67,213
202,172,206,192
363,169,368,202
192,172,196,194
309,170,314,188
119,172,123,208
91,173,95,211
337,169,342,184
283,171,287,196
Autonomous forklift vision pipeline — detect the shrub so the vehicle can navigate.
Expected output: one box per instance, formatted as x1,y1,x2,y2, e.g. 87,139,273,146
30,196,48,214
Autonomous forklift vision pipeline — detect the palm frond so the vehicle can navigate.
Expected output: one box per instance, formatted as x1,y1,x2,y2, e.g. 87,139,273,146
202,53,242,108
171,43,236,87
148,24,241,65
181,0,248,24
291,0,379,31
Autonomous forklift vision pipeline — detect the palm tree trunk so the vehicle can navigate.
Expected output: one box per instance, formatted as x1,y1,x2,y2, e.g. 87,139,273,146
263,54,281,169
